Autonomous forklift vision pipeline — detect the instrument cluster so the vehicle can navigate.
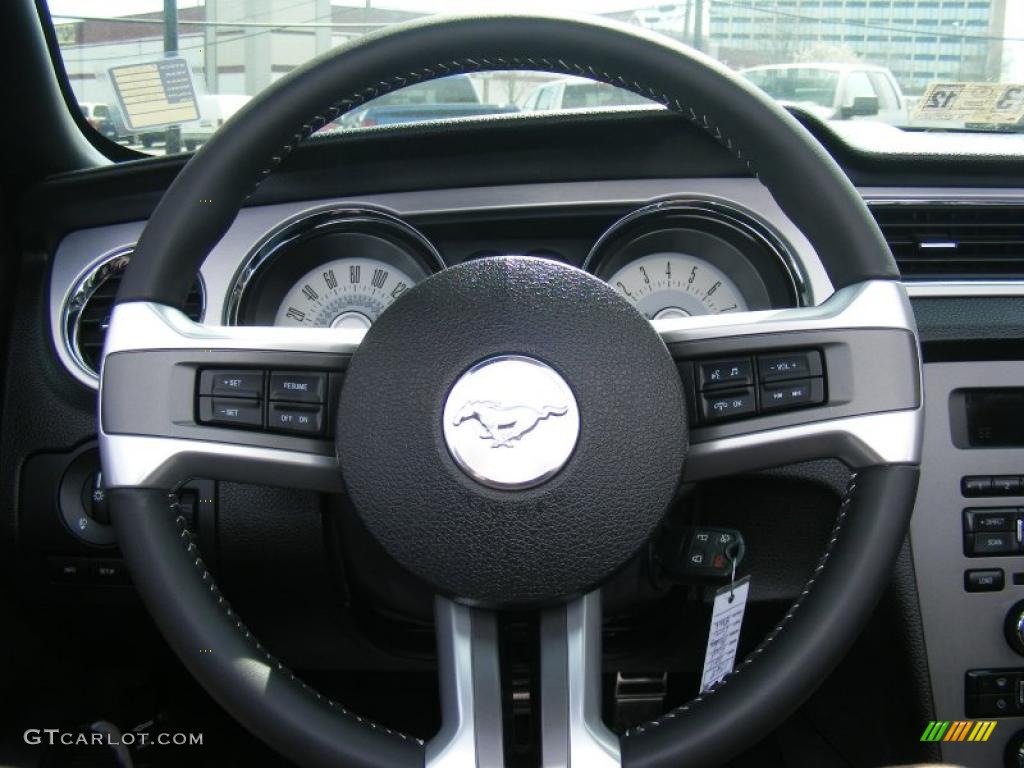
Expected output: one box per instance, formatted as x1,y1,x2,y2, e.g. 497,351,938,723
227,200,804,330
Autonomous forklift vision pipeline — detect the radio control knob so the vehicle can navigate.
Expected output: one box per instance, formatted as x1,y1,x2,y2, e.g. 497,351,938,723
1005,600,1024,656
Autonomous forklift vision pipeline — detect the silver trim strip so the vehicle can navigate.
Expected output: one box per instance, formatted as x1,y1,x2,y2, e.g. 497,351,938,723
904,281,1024,298
103,301,366,356
654,279,914,343
684,408,922,481
99,434,342,491
426,598,505,768
541,591,620,768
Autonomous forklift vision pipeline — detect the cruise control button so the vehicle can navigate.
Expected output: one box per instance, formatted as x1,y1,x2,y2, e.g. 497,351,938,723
268,403,323,435
701,388,756,422
269,372,326,403
760,378,822,411
758,351,822,382
198,397,263,428
699,358,752,390
965,569,1005,592
199,369,264,399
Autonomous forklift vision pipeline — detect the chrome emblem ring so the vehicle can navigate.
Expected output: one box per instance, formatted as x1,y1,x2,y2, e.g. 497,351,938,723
443,355,580,490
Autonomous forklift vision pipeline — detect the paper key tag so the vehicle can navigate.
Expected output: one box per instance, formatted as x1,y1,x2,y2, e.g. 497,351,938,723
700,576,751,693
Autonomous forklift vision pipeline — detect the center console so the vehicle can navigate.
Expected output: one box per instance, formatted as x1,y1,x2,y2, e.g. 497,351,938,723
912,363,1024,767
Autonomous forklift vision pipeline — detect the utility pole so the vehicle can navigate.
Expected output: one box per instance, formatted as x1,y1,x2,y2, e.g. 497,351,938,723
163,0,181,154
204,0,218,94
692,0,704,52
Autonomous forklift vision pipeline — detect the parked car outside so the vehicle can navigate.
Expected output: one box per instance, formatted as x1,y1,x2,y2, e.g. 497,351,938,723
519,75,654,111
336,74,516,129
740,63,908,126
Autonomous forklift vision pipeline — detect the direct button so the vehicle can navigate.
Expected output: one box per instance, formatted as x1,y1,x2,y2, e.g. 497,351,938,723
198,397,263,428
269,372,326,404
965,569,1005,592
699,358,753,390
199,369,264,399
964,509,1016,533
269,403,323,436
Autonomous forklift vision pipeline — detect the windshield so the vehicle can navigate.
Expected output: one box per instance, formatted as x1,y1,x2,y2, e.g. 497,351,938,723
44,0,1024,156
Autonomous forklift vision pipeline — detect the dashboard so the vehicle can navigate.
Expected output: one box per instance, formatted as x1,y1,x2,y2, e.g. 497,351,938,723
50,178,830,390
28,111,1024,768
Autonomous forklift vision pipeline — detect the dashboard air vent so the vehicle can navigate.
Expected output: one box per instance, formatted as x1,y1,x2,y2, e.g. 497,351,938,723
65,250,204,381
870,203,1024,280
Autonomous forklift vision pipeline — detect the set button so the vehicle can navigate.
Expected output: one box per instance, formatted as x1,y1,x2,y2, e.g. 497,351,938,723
198,397,263,429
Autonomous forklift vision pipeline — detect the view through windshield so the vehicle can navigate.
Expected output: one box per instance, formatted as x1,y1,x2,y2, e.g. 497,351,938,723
45,0,1024,156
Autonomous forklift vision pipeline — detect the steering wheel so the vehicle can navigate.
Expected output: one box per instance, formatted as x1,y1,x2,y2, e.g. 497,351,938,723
99,14,922,768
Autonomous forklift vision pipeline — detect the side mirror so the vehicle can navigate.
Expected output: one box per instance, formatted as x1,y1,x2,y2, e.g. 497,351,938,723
843,95,880,118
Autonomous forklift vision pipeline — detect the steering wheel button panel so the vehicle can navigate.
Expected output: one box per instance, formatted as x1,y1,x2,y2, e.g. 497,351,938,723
269,371,325,403
199,369,265,398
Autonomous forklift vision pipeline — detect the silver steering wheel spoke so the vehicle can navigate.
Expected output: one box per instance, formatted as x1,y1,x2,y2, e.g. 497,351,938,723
658,279,923,482
540,591,620,768
99,301,363,491
427,598,506,768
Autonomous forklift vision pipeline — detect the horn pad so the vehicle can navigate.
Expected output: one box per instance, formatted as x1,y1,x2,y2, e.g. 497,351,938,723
336,256,687,607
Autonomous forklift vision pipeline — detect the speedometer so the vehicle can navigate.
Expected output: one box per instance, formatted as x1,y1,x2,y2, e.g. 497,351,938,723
275,257,417,329
229,208,444,328
606,253,747,318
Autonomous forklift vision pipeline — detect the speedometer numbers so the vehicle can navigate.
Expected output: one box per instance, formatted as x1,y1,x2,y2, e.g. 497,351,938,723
606,253,747,319
275,257,417,330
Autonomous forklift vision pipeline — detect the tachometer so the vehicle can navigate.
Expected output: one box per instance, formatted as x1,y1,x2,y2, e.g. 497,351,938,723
275,257,417,329
585,200,804,320
606,252,747,318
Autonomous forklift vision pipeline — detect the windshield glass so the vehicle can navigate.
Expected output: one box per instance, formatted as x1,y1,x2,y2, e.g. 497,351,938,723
44,0,1024,156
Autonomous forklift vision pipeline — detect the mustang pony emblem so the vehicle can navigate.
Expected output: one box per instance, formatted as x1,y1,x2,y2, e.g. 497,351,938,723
452,400,569,448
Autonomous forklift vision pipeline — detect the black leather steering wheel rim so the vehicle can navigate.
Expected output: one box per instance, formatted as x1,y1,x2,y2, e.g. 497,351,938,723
104,14,919,768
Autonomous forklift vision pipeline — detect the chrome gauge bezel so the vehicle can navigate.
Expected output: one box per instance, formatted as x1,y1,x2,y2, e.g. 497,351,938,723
583,197,809,313
225,206,445,327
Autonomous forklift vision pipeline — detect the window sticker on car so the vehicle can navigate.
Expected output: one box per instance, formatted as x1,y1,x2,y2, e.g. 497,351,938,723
914,82,1024,125
107,57,199,131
